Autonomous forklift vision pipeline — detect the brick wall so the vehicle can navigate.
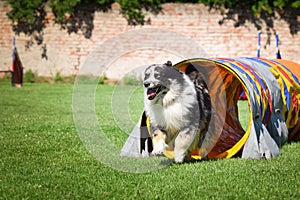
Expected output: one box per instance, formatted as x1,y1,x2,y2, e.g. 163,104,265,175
0,1,299,79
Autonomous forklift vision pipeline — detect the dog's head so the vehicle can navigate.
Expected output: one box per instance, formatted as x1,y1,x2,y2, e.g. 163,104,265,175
143,61,184,101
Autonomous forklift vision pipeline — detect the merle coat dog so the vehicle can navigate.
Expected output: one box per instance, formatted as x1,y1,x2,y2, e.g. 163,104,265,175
143,61,211,163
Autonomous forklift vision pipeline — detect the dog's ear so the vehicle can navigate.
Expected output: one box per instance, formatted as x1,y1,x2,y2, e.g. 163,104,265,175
165,61,172,67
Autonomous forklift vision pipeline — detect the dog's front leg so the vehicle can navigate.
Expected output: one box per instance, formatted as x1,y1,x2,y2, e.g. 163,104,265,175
174,128,198,163
151,129,168,156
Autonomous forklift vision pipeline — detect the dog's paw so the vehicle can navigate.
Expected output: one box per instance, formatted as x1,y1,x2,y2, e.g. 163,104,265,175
151,140,168,156
141,150,150,158
174,151,190,163
174,155,185,163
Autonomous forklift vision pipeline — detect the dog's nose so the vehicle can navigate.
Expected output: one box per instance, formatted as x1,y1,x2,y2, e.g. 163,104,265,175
144,82,150,88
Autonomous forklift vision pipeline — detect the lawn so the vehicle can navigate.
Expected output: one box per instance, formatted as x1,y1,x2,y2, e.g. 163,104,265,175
0,81,299,199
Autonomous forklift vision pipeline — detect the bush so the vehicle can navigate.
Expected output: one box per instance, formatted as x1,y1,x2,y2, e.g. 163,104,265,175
98,75,108,85
122,75,142,85
0,72,12,82
25,69,36,83
54,72,63,83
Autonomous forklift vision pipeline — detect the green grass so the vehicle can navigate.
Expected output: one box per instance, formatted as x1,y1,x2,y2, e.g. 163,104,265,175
0,81,299,199
238,100,250,131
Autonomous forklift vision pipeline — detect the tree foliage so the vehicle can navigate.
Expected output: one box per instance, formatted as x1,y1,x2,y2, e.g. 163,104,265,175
118,0,162,25
6,0,300,27
199,0,300,15
6,0,163,26
199,0,300,35
4,0,300,45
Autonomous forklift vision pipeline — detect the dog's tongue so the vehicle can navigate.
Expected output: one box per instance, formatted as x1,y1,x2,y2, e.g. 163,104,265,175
147,88,157,100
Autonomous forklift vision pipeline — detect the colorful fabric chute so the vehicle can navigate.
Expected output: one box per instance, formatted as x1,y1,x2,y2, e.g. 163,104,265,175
120,58,300,159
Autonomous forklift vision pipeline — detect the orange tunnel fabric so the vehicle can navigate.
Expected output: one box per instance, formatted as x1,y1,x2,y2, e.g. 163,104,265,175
121,57,300,160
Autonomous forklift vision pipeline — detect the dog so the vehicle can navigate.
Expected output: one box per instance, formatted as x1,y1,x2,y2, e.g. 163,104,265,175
143,61,211,163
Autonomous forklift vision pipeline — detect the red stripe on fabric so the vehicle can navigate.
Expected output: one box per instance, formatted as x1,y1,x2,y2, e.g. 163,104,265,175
225,58,272,124
264,58,299,126
277,67,299,120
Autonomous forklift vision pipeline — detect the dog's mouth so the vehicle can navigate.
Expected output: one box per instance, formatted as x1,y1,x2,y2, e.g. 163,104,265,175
147,85,164,100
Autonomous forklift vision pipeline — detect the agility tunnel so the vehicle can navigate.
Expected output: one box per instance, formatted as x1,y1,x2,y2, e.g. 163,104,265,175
120,57,300,160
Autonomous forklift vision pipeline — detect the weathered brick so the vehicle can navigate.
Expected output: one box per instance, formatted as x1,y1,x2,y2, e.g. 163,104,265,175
0,2,299,78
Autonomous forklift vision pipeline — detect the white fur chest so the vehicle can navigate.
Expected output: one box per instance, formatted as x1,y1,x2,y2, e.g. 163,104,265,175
145,80,197,135
148,100,183,134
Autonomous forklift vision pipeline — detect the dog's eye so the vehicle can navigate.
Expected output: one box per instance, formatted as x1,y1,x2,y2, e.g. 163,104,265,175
144,72,150,79
154,73,161,79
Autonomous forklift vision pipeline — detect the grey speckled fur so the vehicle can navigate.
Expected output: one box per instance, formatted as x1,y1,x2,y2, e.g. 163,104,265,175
143,61,211,163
